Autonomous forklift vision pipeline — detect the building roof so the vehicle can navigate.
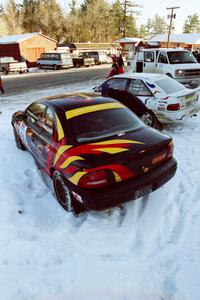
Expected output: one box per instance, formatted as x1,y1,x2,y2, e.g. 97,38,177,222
113,37,142,44
150,33,200,45
0,32,56,44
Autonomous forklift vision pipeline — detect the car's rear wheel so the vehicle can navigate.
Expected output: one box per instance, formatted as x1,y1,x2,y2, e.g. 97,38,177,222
141,110,163,131
13,127,26,151
53,64,58,70
53,171,86,216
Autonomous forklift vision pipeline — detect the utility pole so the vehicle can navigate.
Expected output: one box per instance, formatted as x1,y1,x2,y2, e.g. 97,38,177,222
166,6,180,48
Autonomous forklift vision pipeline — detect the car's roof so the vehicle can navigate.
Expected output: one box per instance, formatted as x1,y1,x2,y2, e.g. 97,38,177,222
112,72,168,81
41,92,119,111
140,48,190,52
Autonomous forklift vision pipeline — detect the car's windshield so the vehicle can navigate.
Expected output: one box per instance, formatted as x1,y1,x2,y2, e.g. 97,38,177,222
68,107,144,143
155,78,187,94
167,51,197,64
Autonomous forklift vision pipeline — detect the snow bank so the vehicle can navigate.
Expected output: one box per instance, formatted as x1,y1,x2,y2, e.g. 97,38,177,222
1,82,200,300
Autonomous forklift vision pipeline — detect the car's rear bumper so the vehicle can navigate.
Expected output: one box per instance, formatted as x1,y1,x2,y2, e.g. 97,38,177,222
156,104,200,123
67,158,177,210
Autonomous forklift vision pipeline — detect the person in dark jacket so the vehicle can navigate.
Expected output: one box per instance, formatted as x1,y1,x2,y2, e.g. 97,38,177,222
117,53,124,69
0,76,5,94
108,62,124,78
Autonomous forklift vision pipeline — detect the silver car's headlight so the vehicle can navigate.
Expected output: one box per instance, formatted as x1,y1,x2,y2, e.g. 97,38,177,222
175,69,184,77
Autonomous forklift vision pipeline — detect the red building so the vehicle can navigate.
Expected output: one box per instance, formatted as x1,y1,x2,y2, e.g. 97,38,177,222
0,32,57,67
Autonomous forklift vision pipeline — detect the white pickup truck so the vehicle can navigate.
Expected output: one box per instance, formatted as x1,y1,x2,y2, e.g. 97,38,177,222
127,48,200,86
0,57,28,75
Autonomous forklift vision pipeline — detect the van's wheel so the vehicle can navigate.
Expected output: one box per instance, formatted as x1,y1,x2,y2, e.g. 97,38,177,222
3,68,8,75
38,64,42,69
166,73,173,78
53,65,58,70
13,127,26,151
53,171,86,216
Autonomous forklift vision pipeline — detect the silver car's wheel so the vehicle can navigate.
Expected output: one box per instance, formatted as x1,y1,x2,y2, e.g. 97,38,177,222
141,111,154,126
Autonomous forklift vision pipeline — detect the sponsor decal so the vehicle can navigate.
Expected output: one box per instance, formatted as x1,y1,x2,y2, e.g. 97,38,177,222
146,81,156,89
54,139,144,186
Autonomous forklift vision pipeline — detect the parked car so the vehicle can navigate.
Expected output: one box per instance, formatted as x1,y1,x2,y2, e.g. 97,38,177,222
12,93,177,215
72,53,95,68
80,51,112,64
37,52,73,70
0,56,28,75
93,73,200,123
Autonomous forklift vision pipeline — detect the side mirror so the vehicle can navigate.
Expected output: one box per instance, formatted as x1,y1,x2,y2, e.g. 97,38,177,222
93,86,102,92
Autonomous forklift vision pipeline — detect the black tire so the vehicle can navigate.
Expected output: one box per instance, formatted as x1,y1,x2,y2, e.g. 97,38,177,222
38,64,42,69
53,64,58,70
166,73,173,78
53,171,86,216
141,110,163,131
13,127,26,151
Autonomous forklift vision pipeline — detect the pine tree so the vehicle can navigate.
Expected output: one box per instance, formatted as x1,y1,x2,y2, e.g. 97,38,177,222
183,14,200,33
4,0,23,34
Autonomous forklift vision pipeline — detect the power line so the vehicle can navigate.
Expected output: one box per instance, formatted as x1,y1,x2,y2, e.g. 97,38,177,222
166,6,180,47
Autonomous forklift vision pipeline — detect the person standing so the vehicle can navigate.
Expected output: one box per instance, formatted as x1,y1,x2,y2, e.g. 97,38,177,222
108,63,119,77
117,53,124,69
0,76,5,94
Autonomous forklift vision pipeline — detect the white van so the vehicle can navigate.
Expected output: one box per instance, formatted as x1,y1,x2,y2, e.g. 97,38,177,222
127,48,200,85
37,52,73,70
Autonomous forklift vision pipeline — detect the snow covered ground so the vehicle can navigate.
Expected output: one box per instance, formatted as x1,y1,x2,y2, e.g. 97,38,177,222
1,79,200,300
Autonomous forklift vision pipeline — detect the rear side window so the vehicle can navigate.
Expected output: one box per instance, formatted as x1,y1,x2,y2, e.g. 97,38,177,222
128,79,152,96
102,78,128,95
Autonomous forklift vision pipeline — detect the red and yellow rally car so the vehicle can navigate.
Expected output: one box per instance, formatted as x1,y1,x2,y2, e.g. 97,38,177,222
12,93,177,215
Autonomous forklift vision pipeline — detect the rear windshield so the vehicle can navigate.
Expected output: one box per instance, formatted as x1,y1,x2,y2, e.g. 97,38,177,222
167,51,197,64
68,107,144,143
155,78,186,94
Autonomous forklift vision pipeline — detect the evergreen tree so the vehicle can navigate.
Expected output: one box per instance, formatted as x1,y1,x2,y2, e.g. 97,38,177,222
4,0,23,34
152,14,167,35
183,14,200,33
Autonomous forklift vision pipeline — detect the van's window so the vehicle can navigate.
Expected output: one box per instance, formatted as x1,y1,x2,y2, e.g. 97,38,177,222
61,53,71,59
167,51,197,64
128,79,152,96
144,52,154,62
50,53,60,60
158,52,168,64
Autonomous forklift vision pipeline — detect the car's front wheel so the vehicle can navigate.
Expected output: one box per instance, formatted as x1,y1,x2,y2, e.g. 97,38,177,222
13,127,26,150
53,171,86,216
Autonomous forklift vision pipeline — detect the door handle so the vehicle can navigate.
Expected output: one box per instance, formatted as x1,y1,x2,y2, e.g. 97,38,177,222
143,63,146,67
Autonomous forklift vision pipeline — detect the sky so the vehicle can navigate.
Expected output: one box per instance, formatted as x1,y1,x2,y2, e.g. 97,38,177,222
61,0,200,33
1,0,200,33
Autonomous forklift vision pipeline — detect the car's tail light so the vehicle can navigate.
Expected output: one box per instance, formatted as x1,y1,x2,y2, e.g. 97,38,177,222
167,103,180,111
79,170,110,188
151,141,174,166
166,141,174,159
